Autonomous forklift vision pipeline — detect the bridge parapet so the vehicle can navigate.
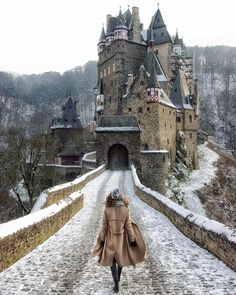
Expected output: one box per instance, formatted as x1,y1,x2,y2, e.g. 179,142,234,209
82,151,97,173
131,165,236,272
0,164,105,272
32,163,104,211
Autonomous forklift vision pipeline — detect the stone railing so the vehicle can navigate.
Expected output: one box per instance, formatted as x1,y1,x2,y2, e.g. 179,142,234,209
32,164,105,211
82,151,97,173
131,165,236,272
0,164,105,272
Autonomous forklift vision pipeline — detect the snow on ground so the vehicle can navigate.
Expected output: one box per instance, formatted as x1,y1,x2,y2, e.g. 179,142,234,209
178,143,219,215
0,170,236,295
9,179,29,203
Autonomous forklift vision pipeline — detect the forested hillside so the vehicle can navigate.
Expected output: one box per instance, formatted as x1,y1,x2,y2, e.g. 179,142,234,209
193,46,236,156
0,61,97,134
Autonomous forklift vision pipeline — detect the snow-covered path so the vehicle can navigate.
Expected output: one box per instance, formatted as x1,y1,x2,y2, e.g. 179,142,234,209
0,171,236,295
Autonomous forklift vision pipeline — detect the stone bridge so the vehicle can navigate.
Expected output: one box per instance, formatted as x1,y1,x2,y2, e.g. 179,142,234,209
0,169,236,294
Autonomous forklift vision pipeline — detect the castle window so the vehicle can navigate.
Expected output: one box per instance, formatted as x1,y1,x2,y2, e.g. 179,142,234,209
165,123,166,129
177,117,181,122
169,110,171,115
147,107,150,112
156,50,158,55
163,156,165,162
163,108,164,112
140,80,144,85
170,124,172,129
167,138,169,144
147,91,151,96
190,133,192,139
189,115,192,123
137,93,140,99
174,88,177,92
155,91,158,96
138,107,143,113
120,98,122,102
109,96,111,103
129,108,132,112
161,32,164,37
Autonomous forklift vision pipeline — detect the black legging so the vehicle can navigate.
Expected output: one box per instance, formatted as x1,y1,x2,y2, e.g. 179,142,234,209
110,258,123,291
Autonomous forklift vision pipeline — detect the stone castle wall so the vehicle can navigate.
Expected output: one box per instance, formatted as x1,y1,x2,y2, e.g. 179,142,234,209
140,151,168,194
132,165,236,272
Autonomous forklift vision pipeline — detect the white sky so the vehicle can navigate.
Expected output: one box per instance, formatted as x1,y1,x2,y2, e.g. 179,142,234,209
0,0,235,74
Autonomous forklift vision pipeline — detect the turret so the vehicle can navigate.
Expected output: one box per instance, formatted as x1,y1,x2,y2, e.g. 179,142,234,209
97,26,106,54
114,9,128,40
146,63,161,103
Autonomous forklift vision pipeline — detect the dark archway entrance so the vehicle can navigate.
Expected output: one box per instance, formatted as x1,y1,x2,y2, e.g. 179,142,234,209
108,144,128,170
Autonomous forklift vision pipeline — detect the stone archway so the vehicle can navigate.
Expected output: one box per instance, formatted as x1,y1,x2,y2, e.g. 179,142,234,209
108,144,128,170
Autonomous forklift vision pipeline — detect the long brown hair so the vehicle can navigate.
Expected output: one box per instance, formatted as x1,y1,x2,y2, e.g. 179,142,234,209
105,193,116,207
105,193,129,207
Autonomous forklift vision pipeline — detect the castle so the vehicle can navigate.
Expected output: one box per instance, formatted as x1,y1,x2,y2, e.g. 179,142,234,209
95,5,199,193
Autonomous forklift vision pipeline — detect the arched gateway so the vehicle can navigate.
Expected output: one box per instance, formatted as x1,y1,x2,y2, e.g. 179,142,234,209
108,144,128,170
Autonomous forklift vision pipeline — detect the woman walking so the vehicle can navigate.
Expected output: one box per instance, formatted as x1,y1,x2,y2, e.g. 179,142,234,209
92,188,146,293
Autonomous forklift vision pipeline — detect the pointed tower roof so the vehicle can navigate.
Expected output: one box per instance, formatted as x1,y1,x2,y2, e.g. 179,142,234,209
147,7,172,44
99,26,106,43
123,7,132,27
170,69,193,110
61,96,82,128
147,62,160,88
152,8,165,29
174,30,180,45
116,8,128,29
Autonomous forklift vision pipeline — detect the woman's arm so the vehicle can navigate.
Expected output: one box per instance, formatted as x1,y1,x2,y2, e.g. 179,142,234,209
100,209,108,241
125,208,135,242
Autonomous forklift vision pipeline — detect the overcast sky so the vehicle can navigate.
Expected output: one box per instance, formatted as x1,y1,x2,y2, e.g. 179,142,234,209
0,0,235,74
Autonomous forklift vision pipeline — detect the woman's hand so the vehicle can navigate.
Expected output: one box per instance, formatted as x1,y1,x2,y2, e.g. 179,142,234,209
101,240,105,247
130,240,137,247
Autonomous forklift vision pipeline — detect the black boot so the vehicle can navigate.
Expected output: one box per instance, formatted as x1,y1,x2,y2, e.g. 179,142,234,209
118,266,122,282
110,258,119,293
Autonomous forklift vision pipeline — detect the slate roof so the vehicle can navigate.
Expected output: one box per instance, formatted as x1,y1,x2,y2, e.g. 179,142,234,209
147,8,172,44
123,8,132,28
96,116,141,132
107,17,117,34
99,27,106,43
170,69,193,110
146,51,167,82
58,147,81,157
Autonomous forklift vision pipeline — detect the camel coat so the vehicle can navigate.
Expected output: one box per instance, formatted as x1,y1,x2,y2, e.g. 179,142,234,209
92,205,146,267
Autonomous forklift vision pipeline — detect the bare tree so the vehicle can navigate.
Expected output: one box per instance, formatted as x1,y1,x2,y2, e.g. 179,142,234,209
0,127,48,215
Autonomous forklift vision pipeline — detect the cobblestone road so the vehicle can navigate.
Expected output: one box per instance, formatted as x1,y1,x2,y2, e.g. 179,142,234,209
0,170,236,295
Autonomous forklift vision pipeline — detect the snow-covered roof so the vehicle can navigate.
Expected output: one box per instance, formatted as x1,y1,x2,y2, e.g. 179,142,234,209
141,150,168,154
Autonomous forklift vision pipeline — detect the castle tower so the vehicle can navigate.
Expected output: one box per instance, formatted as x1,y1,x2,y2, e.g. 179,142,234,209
147,6,173,91
170,69,199,168
97,7,147,116
114,9,128,40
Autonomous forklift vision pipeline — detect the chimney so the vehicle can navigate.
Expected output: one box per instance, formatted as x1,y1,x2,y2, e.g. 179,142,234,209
132,7,141,43
106,14,111,32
